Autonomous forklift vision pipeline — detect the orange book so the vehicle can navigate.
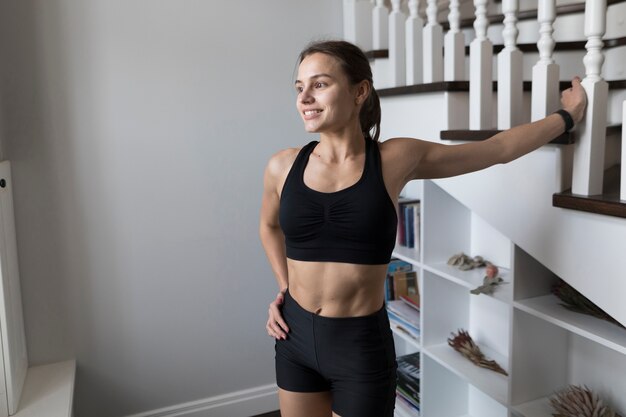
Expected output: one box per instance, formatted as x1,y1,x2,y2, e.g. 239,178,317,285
392,271,420,307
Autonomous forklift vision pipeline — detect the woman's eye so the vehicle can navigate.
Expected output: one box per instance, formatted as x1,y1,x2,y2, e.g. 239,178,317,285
296,86,303,93
315,82,325,88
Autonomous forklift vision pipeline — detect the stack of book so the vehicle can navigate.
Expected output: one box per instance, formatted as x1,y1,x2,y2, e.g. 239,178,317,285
395,352,420,416
385,258,420,306
397,198,420,252
387,298,420,341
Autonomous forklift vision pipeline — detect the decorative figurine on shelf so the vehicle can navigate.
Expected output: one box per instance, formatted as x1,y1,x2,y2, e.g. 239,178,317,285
470,263,507,296
447,329,508,376
447,252,488,270
552,279,626,329
549,385,623,417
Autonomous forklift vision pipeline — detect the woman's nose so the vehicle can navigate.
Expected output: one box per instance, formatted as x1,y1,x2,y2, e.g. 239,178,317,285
299,88,314,104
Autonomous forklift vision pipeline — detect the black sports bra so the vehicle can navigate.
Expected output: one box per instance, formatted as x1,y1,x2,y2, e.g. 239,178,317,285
279,137,397,265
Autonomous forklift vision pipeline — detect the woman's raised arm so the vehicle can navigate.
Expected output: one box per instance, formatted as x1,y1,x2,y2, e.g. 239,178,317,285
383,76,587,182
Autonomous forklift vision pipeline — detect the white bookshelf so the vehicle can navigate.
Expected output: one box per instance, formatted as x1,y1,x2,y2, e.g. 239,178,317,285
390,180,626,417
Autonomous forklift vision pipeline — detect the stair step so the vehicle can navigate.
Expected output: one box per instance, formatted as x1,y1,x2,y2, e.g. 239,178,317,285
365,35,626,62
553,165,625,218
439,125,621,146
378,80,626,97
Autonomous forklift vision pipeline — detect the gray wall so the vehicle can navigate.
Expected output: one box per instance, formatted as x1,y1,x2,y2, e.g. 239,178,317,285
0,1,342,416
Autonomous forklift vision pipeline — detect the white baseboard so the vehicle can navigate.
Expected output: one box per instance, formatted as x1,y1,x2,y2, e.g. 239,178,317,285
123,383,279,417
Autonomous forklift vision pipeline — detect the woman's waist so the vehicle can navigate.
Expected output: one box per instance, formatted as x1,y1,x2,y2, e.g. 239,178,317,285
286,261,387,318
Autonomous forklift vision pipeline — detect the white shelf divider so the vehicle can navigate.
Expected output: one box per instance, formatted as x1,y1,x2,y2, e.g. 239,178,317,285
514,294,626,355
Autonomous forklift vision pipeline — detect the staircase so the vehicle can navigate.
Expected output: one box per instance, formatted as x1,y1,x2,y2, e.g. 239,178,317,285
343,0,626,325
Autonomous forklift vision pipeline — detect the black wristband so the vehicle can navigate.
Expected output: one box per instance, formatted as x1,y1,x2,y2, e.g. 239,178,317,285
554,109,574,132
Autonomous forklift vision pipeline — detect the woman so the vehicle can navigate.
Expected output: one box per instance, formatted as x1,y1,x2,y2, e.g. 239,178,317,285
259,40,586,417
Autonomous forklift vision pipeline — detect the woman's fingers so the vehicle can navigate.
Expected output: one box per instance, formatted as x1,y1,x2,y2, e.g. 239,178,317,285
267,299,289,340
561,76,587,124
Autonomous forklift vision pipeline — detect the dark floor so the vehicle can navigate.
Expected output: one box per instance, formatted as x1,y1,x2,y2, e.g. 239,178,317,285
251,412,280,417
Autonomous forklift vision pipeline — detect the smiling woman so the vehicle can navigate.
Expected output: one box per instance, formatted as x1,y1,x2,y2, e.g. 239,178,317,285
258,40,586,417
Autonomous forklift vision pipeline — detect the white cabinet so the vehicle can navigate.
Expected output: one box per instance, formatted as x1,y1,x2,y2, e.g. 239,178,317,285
392,179,626,417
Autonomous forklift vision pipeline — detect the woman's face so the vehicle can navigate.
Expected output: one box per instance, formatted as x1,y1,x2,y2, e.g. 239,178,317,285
295,53,360,135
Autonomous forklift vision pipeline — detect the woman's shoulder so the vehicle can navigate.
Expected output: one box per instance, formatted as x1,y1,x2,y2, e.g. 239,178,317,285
264,145,304,182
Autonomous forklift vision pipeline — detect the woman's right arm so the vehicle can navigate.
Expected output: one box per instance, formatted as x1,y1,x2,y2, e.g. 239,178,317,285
259,150,294,340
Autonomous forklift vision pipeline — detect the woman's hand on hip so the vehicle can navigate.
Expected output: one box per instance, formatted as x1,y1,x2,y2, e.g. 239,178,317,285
267,289,289,340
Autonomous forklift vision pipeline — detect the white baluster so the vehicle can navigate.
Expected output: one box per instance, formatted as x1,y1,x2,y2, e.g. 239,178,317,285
531,0,559,121
444,0,465,81
572,0,609,196
373,0,389,49
423,0,443,82
406,0,424,85
343,0,374,50
390,0,407,86
497,0,524,129
622,101,626,201
469,0,493,129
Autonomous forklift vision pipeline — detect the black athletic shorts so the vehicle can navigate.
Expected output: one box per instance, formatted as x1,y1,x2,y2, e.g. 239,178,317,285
275,288,397,417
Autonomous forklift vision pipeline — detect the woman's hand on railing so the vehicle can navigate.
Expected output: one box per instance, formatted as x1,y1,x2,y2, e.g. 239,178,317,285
267,288,289,340
561,76,587,125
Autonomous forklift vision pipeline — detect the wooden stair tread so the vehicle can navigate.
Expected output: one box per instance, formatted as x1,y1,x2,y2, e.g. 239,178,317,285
554,165,624,218
440,125,621,146
378,80,626,97
365,36,626,62
440,129,574,145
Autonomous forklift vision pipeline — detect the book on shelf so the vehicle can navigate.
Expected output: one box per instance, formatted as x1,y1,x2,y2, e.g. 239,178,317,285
385,258,413,302
392,270,419,307
396,352,421,410
394,395,419,416
387,300,420,330
388,309,420,341
396,199,420,250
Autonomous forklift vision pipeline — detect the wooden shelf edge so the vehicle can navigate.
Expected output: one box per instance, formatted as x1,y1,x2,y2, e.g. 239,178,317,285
378,80,626,97
365,36,626,60
440,129,575,145
553,191,626,218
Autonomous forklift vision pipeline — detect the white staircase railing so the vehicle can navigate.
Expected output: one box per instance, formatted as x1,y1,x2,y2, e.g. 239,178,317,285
407,0,425,84
444,0,465,81
497,0,524,129
373,0,389,49
424,0,444,82
531,0,560,122
469,0,493,128
390,0,407,86
343,0,619,201
572,0,609,196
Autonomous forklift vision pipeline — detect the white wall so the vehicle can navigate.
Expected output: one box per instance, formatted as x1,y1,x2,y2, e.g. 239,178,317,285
0,1,342,416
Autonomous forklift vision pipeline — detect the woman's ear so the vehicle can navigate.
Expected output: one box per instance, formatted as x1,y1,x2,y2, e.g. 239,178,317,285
355,80,371,106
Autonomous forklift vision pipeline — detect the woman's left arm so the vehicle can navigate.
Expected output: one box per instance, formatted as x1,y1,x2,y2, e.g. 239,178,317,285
385,76,587,181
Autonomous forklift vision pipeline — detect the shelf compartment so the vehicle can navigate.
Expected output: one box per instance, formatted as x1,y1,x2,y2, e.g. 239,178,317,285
423,343,509,406
423,261,512,304
422,181,512,273
392,245,421,266
510,308,626,414
391,325,421,352
421,354,508,417
514,294,626,355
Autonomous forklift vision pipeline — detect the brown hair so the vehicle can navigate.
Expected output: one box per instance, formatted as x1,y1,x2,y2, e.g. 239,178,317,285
298,40,381,142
